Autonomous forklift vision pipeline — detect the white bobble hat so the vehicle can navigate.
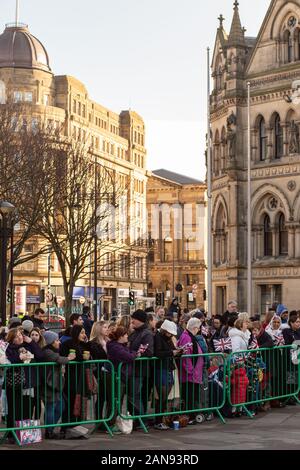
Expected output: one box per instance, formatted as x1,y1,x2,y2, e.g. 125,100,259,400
160,320,178,336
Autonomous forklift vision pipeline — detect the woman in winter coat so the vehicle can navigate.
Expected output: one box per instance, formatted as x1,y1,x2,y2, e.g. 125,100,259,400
265,316,286,407
60,325,91,436
228,319,250,353
154,320,183,430
177,317,204,425
107,326,142,432
89,321,113,426
42,331,76,439
5,327,44,443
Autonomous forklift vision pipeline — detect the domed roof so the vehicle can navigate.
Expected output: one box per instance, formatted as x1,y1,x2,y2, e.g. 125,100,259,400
0,23,51,73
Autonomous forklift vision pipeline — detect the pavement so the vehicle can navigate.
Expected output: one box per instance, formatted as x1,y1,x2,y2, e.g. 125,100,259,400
2,406,300,450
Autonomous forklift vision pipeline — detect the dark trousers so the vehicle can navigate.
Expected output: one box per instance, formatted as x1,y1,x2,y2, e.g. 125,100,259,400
182,382,202,418
154,384,173,424
6,387,30,431
95,372,114,423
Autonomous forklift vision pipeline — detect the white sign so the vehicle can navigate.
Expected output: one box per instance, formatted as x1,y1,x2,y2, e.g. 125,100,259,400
79,296,86,304
118,289,129,298
15,286,27,315
188,293,194,302
165,290,171,299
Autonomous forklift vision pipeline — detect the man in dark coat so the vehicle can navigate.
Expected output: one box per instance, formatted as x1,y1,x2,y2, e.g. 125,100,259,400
81,306,94,339
31,308,45,331
221,301,238,326
167,298,181,319
128,310,154,420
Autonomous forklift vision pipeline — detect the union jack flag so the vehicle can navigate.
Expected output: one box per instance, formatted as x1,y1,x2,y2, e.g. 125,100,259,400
201,326,209,337
249,338,259,350
213,337,232,352
274,335,285,346
0,340,8,353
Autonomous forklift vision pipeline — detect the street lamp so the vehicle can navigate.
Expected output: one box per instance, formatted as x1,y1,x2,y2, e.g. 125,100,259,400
164,236,175,299
0,201,15,326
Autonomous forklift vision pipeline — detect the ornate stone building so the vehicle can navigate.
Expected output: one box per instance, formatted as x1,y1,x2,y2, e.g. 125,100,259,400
0,21,148,317
147,169,206,310
210,0,300,315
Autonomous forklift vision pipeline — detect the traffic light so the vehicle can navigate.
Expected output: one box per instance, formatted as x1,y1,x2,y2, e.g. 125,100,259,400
6,289,11,304
203,289,207,301
40,289,45,303
156,293,164,306
128,291,135,306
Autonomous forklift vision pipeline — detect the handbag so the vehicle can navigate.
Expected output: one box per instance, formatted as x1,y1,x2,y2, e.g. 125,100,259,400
15,420,42,446
115,413,133,434
73,394,88,419
6,367,26,388
85,369,98,395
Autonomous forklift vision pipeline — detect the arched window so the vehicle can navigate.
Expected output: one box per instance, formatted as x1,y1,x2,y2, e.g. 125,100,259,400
296,29,300,60
214,204,228,265
259,117,267,161
274,114,283,159
264,215,272,256
214,130,220,175
284,30,292,63
279,213,288,256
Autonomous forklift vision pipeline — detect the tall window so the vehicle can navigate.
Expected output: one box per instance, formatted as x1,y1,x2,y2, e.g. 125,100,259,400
259,117,267,161
279,213,288,256
297,29,300,60
274,114,283,159
285,30,292,63
264,215,272,256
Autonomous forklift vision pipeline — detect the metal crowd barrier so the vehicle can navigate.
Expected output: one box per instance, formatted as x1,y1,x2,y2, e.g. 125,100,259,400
0,359,115,446
117,353,227,432
227,345,300,417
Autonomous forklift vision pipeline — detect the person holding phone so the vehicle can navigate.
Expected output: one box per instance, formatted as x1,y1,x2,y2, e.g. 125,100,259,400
128,310,154,422
154,320,183,430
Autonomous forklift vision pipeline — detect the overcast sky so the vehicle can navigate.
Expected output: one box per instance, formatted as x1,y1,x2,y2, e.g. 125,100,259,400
1,0,270,180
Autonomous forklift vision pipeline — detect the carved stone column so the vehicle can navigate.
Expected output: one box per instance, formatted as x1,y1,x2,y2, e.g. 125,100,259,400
271,225,277,257
288,226,295,259
295,226,300,258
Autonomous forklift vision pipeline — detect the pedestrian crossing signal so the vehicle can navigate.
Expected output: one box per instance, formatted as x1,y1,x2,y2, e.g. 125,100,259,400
6,289,11,304
128,291,135,306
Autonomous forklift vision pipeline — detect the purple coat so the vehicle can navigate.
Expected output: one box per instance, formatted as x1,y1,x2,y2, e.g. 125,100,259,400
177,330,204,384
107,341,137,380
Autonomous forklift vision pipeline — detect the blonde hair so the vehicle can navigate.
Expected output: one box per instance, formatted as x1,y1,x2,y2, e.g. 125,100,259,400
234,318,251,330
90,321,109,343
238,312,250,321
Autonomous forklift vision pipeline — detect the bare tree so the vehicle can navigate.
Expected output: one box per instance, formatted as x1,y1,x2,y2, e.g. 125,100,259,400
0,104,52,282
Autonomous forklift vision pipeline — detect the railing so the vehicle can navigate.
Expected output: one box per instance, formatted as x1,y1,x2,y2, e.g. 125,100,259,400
117,353,227,432
0,347,299,445
227,345,300,417
0,359,115,445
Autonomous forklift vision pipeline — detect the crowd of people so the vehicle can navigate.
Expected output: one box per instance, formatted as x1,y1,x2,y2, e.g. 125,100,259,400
0,300,299,443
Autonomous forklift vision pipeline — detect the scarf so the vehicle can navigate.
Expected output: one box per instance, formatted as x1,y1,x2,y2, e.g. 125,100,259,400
186,330,199,356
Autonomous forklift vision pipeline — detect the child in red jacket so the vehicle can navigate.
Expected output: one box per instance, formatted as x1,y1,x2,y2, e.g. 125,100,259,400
230,367,249,416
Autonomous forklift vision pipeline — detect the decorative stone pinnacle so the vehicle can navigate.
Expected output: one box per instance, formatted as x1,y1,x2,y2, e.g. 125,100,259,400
218,14,225,28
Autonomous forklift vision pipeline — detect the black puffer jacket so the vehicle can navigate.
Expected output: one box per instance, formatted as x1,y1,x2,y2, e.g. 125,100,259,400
128,324,154,377
154,331,176,370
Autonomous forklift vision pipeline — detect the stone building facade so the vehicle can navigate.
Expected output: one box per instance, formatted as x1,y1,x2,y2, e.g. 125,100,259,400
0,22,148,317
210,0,300,314
147,169,206,310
